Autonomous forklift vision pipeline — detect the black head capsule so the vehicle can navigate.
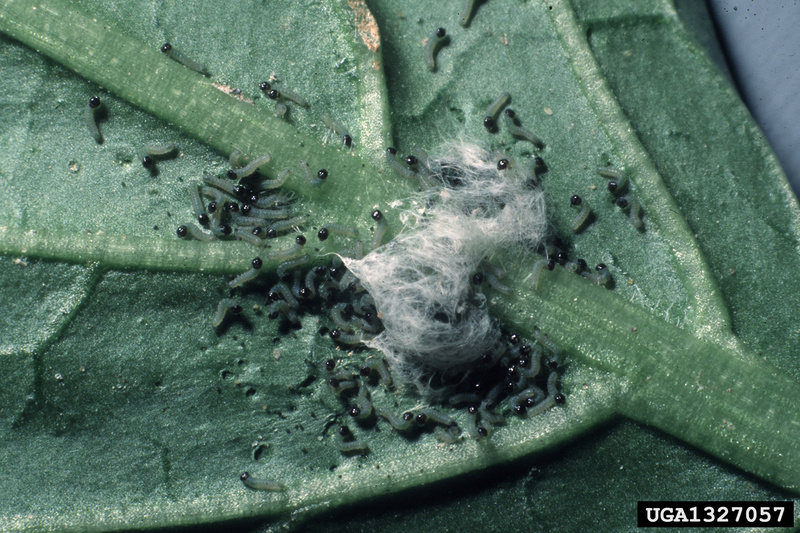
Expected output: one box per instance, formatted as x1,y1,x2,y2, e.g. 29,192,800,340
472,272,484,285
317,228,329,241
232,184,247,197
296,235,307,246
176,225,188,238
497,158,509,171
483,116,496,130
402,412,414,422
554,393,566,405
268,89,280,100
330,329,341,340
557,251,568,265
576,258,588,271
386,146,397,155
509,333,520,345
160,43,172,53
607,181,618,193
343,134,352,147
371,209,383,221
298,287,312,299
226,202,239,213
548,360,559,370
596,263,607,271
477,427,488,437
547,258,556,270
141,155,154,169
534,156,545,168
251,227,262,236
519,344,532,356
227,169,238,180
338,425,351,437
467,405,478,415
404,155,418,166
266,228,277,239
325,359,336,372
241,203,252,215
317,169,328,180
207,201,217,213
570,195,582,206
219,224,232,235
504,108,515,118
415,413,428,426
513,404,526,415
349,407,361,417
435,27,446,38
198,213,209,226
616,197,629,209
259,81,271,91
88,96,101,109
252,257,263,269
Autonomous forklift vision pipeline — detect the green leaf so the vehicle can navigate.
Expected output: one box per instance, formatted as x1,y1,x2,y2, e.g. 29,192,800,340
1,0,799,531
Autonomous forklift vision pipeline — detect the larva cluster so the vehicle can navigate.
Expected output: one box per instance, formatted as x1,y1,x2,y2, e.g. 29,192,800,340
321,324,566,455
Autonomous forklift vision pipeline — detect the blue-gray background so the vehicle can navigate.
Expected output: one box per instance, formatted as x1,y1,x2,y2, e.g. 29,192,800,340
706,0,800,197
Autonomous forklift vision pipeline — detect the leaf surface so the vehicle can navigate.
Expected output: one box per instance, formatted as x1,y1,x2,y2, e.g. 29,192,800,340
0,0,798,531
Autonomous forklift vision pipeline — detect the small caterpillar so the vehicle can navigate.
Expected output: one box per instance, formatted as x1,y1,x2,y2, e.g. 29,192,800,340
318,223,359,242
161,43,209,76
338,439,369,455
616,196,643,230
299,160,328,187
569,194,592,233
275,87,308,108
265,236,306,264
503,109,543,148
176,224,214,241
581,263,611,286
144,143,177,158
239,472,285,492
424,28,448,72
244,206,290,220
269,215,309,235
228,153,271,180
384,147,420,181
376,408,415,431
359,358,393,387
370,209,388,250
228,258,263,288
212,298,242,329
531,258,555,291
484,271,512,295
254,169,290,190
188,182,208,225
268,300,299,324
203,174,239,197
483,92,510,130
276,254,310,279
597,166,628,194
269,281,300,310
459,0,481,27
329,302,355,331
320,114,352,147
329,328,366,345
84,96,103,143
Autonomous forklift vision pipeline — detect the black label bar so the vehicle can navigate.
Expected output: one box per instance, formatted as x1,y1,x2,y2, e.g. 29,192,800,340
637,501,794,527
